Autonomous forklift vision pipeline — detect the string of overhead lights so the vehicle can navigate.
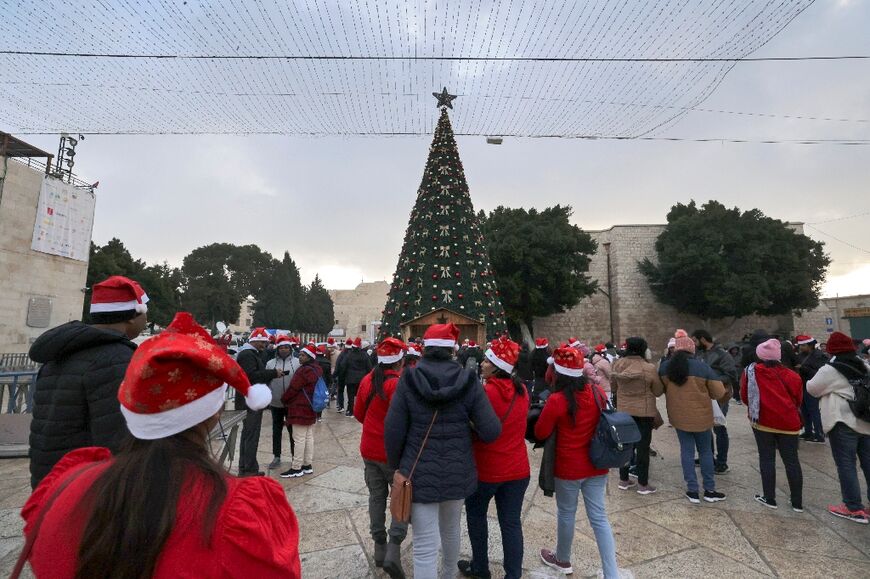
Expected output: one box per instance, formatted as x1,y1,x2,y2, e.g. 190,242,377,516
3,0,861,139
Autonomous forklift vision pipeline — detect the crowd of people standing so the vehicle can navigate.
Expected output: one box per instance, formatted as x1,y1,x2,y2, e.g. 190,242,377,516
13,273,870,578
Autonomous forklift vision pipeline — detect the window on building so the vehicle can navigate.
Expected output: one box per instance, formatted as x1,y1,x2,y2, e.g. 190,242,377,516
246,318,252,326
361,324,367,332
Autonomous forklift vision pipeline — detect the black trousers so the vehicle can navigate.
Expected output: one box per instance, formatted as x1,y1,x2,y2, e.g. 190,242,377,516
346,383,360,413
753,428,803,506
239,408,263,474
620,416,654,486
269,406,294,457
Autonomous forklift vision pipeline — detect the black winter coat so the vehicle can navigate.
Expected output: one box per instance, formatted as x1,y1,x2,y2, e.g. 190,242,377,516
338,349,372,386
28,321,135,488
531,348,550,379
235,345,279,410
384,357,501,503
797,348,828,384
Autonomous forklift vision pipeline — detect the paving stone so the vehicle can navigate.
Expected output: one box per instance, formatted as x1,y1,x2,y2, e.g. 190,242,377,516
297,510,358,554
300,544,372,578
760,547,870,578
629,546,769,578
306,464,366,494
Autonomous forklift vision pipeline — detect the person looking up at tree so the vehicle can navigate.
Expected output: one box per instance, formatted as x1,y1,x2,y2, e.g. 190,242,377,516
29,276,149,489
20,312,299,578
353,338,409,578
236,327,284,477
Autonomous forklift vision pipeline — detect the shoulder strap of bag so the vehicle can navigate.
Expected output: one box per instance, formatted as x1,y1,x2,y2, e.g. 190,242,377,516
591,385,612,411
408,410,439,480
12,462,102,579
500,391,519,423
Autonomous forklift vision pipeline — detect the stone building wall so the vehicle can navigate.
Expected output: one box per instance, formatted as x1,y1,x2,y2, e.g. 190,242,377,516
533,224,830,356
0,160,89,353
329,281,389,341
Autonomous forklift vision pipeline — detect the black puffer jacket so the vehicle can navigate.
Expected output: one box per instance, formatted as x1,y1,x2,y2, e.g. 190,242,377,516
384,357,501,503
28,321,135,488
337,348,372,386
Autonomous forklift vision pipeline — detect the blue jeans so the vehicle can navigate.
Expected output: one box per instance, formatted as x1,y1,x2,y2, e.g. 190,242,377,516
555,475,618,578
828,422,870,511
464,477,529,579
714,402,729,467
677,429,715,493
800,385,824,439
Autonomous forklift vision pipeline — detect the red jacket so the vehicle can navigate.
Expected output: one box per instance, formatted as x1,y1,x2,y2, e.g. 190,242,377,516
473,377,531,483
21,447,301,578
534,386,608,481
354,368,401,463
740,363,803,432
282,361,322,426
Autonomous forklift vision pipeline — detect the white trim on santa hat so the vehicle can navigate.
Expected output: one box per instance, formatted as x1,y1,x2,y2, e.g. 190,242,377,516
424,338,456,347
249,332,270,342
378,351,404,364
122,384,227,440
546,356,554,365
568,340,582,348
535,344,548,349
90,298,149,314
485,348,513,374
796,336,815,345
300,345,317,359
554,363,583,377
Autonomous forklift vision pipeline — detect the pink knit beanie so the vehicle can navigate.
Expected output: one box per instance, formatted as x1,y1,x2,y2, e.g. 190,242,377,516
756,338,781,361
673,329,695,354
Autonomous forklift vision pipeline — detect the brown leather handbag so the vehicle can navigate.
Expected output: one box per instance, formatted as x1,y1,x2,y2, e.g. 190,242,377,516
390,410,438,523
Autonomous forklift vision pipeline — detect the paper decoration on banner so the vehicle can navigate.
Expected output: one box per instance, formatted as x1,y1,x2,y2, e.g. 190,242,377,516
31,176,96,262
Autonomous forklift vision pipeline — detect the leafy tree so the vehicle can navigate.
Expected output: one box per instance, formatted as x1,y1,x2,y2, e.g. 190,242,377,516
301,274,335,334
639,200,830,325
483,205,598,344
252,257,294,328
181,243,245,327
84,239,180,328
380,107,507,339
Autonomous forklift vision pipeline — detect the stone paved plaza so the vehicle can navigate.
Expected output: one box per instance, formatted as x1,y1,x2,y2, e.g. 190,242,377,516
0,398,868,577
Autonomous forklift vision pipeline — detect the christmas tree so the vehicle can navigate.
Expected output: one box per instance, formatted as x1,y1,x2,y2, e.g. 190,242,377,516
379,91,507,340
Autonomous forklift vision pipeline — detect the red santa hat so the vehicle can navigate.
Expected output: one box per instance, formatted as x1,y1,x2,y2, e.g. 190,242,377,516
118,312,270,440
327,337,336,346
594,343,607,353
299,342,318,359
377,337,407,364
423,323,460,348
468,340,478,348
553,346,584,377
89,275,149,315
485,338,520,374
316,344,328,356
352,337,362,348
345,338,353,347
568,337,582,348
795,334,815,345
275,334,293,347
249,327,270,342
535,338,549,349
406,344,421,358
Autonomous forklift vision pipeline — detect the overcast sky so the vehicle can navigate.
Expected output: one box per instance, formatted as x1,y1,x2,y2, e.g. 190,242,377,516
12,0,870,296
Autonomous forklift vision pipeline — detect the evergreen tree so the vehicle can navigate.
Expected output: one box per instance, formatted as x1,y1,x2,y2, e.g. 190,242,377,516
283,251,305,329
639,200,830,324
252,258,294,328
302,274,335,334
380,107,506,339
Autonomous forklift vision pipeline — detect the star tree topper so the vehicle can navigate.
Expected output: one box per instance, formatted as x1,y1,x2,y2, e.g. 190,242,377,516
433,87,458,109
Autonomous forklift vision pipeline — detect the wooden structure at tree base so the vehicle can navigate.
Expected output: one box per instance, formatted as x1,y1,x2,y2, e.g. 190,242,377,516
401,308,486,344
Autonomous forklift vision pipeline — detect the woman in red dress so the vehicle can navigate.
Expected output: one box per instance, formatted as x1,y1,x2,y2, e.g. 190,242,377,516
18,312,301,578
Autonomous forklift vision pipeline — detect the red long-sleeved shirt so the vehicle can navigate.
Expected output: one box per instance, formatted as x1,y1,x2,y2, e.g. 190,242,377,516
534,387,608,480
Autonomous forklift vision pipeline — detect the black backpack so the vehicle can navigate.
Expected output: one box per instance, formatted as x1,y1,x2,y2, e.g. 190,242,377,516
829,361,870,423
589,387,642,469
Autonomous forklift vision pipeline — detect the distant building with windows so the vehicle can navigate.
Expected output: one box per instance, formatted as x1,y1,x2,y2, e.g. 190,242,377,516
328,281,389,342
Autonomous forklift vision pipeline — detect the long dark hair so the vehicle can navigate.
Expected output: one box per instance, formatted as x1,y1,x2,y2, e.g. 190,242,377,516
554,372,587,424
423,346,454,360
372,360,403,400
666,350,692,386
75,422,227,579
490,367,525,395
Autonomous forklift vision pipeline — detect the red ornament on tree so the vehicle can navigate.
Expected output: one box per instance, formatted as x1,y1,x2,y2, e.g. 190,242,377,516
458,293,464,299
432,273,438,280
454,271,461,278
432,295,438,301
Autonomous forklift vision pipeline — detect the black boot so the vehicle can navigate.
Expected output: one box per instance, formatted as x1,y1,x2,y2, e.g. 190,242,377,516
373,541,387,568
382,540,405,579
458,559,492,578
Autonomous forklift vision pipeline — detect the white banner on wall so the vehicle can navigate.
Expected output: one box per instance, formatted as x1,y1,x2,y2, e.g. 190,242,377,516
30,176,95,262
